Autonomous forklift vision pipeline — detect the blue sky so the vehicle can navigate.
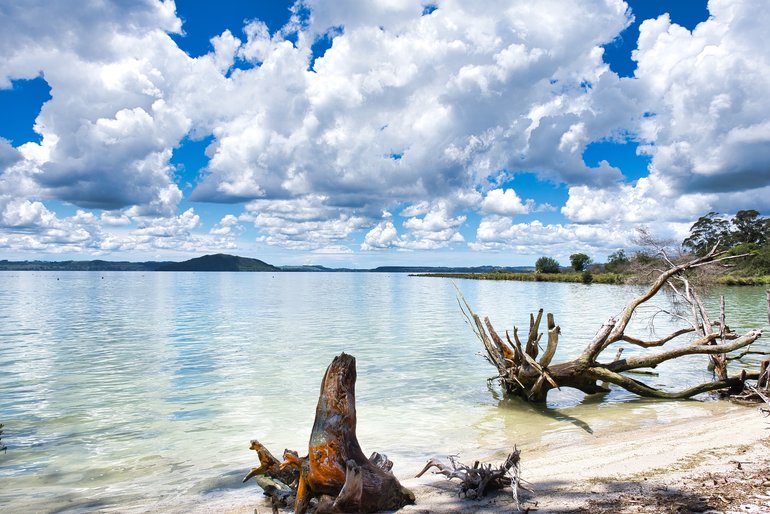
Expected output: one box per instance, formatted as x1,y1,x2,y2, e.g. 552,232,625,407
1,0,768,267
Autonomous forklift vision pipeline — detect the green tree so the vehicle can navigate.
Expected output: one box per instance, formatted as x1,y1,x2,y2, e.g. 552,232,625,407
682,212,730,256
569,253,591,272
608,249,628,265
535,256,560,273
730,209,769,246
605,249,629,273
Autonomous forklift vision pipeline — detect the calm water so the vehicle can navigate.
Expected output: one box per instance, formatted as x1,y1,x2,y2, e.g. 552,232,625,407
0,272,767,512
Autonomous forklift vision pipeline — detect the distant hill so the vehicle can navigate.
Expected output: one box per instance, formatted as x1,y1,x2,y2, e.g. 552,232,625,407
0,259,169,271
156,253,280,272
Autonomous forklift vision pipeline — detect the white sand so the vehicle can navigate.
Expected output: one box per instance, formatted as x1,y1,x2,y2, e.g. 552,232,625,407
399,404,770,513
203,403,769,513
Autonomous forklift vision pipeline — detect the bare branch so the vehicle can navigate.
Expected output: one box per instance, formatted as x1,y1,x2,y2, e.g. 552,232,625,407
589,367,746,400
619,328,696,348
580,318,616,363
608,331,762,372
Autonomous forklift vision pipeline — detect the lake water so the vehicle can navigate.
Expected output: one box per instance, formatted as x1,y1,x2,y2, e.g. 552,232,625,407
0,272,767,513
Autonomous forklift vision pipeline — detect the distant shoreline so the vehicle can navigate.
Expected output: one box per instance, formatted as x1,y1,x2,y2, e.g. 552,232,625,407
0,253,534,274
411,270,626,284
413,270,770,286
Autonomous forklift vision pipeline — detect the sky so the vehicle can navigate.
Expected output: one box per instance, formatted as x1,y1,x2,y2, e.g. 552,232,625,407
0,0,768,267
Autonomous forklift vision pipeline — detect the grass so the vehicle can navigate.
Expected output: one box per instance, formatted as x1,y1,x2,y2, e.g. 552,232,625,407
716,275,770,286
412,270,627,284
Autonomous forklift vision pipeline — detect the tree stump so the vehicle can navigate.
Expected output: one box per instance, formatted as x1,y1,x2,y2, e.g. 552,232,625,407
245,353,414,513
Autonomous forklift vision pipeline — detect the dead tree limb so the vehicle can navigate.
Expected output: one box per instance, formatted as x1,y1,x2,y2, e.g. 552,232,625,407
464,248,764,403
416,448,527,509
244,353,414,513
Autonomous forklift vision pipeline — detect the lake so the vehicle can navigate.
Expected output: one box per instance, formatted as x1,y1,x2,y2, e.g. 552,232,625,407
0,272,767,512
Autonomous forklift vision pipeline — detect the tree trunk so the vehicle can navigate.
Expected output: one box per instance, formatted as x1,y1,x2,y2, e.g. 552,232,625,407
301,353,414,513
244,353,414,513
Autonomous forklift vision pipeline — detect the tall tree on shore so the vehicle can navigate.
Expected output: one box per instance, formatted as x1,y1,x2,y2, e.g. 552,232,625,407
731,209,769,246
683,210,770,256
682,212,731,256
569,253,591,272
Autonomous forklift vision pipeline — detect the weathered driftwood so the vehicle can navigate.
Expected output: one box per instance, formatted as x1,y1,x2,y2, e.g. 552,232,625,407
244,353,414,513
416,449,527,509
463,247,765,403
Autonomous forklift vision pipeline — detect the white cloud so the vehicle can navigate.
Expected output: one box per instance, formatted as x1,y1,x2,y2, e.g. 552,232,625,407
191,0,634,210
471,217,630,259
243,195,370,250
632,0,770,199
0,138,22,169
362,200,466,251
480,188,532,216
361,219,400,250
0,196,236,256
209,214,241,236
2,0,769,261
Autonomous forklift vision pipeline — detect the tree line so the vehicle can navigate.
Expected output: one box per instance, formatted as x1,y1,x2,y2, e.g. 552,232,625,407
534,209,770,278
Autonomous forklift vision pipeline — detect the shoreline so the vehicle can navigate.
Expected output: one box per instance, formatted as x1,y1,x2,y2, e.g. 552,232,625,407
412,271,770,286
225,404,769,513
403,404,770,513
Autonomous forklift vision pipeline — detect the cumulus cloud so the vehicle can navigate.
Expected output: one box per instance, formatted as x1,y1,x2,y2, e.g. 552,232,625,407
632,0,770,197
557,0,770,235
0,138,23,170
0,196,235,255
480,188,532,216
362,201,466,250
242,194,370,250
192,0,634,207
470,217,633,259
2,0,769,260
209,214,241,236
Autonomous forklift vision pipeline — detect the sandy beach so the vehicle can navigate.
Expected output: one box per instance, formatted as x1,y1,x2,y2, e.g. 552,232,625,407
230,403,770,514
401,404,770,513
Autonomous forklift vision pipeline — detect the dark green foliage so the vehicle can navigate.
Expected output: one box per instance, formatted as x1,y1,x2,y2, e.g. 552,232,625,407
682,212,731,256
682,210,770,277
569,253,591,272
683,210,770,256
608,249,628,265
605,249,629,273
581,270,593,284
535,256,560,273
731,209,769,246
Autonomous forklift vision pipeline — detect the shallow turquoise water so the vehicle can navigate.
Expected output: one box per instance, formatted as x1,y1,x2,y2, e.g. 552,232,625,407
0,272,767,512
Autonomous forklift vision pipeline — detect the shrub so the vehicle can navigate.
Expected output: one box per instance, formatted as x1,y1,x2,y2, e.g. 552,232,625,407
535,256,560,273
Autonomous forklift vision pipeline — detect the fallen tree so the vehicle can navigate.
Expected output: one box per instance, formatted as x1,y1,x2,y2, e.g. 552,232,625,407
244,353,415,513
463,246,766,403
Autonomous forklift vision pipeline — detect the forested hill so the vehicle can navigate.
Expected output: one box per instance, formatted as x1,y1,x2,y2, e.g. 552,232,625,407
155,254,280,272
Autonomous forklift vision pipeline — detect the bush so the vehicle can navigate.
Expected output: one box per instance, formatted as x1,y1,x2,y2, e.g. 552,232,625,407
535,256,560,273
581,270,593,284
